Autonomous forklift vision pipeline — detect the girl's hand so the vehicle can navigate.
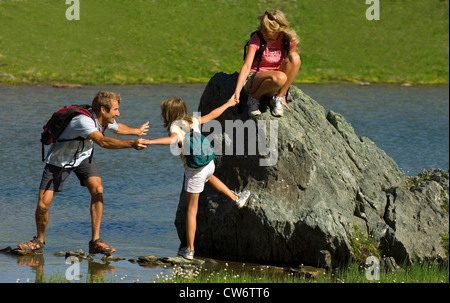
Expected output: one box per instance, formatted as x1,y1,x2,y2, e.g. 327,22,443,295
132,138,151,150
235,92,241,104
226,96,238,107
232,92,240,104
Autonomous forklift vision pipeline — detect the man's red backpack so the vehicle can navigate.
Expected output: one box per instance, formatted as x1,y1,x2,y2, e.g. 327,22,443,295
40,104,96,162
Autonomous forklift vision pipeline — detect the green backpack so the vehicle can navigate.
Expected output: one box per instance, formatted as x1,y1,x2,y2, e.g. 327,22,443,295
184,130,215,169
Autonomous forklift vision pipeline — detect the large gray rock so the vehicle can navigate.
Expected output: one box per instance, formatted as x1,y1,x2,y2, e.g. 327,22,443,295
175,72,449,267
382,169,449,263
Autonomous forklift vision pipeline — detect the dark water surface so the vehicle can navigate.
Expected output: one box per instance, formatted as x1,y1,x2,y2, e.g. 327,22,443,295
0,84,448,283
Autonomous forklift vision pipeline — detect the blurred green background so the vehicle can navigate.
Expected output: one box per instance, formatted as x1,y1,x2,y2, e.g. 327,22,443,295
0,0,448,85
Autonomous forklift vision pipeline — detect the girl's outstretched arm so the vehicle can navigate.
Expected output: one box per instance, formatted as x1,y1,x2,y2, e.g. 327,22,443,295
148,132,178,145
200,97,237,125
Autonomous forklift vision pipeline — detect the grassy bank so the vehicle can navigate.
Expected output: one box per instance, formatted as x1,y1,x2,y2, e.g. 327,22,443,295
153,261,449,283
34,260,448,283
0,0,448,85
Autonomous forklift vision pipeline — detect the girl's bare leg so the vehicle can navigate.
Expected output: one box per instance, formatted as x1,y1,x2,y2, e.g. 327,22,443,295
207,175,237,201
185,192,200,251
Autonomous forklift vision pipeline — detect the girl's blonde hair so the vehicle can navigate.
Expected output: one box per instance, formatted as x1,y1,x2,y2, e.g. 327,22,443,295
160,97,193,131
258,10,300,45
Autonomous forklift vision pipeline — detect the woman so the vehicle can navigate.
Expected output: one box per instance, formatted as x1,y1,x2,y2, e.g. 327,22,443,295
233,10,301,117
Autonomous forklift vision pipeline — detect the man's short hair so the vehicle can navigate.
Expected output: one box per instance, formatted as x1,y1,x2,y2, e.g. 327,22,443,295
92,91,121,113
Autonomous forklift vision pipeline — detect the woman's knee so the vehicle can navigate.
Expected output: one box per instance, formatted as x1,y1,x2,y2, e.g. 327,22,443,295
272,72,288,86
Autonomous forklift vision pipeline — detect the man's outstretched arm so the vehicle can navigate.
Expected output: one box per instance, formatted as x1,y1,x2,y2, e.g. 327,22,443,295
115,121,149,136
88,131,150,150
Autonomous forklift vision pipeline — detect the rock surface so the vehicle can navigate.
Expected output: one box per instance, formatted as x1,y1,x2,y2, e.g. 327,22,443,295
132,255,205,267
174,72,449,267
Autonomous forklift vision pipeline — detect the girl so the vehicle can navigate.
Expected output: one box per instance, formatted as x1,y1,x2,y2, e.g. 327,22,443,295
148,97,250,260
232,10,301,118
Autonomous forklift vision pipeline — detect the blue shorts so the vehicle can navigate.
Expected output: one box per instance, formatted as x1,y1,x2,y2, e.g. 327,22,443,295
39,157,101,192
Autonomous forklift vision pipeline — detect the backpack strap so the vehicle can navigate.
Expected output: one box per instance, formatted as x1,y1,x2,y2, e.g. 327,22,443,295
244,31,291,67
244,31,267,73
79,107,104,163
282,34,290,58
254,31,267,64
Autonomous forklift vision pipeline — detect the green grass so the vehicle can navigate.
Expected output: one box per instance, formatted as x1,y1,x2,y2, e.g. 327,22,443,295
151,261,449,283
348,225,381,264
0,0,448,85
31,260,448,283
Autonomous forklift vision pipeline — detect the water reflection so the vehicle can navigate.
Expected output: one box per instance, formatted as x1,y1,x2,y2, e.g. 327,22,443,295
16,254,45,283
87,259,117,283
1,247,122,282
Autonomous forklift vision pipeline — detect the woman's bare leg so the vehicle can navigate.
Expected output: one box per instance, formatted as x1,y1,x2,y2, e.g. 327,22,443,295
277,52,301,107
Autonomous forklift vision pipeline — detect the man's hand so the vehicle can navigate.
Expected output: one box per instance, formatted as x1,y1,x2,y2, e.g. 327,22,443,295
137,121,149,136
132,138,151,150
116,122,149,136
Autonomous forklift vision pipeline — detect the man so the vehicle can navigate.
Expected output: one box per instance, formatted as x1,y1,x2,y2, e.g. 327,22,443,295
18,91,151,255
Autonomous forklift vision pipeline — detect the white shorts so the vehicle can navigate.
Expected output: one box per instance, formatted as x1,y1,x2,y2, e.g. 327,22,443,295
184,160,215,194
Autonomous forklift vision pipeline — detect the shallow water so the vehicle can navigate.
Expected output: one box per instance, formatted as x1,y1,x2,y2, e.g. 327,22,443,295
0,84,448,283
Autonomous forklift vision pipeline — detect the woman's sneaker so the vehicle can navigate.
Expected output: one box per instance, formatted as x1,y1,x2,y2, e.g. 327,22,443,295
18,237,45,254
270,96,284,117
89,238,116,255
177,247,195,260
247,96,261,117
233,190,251,208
